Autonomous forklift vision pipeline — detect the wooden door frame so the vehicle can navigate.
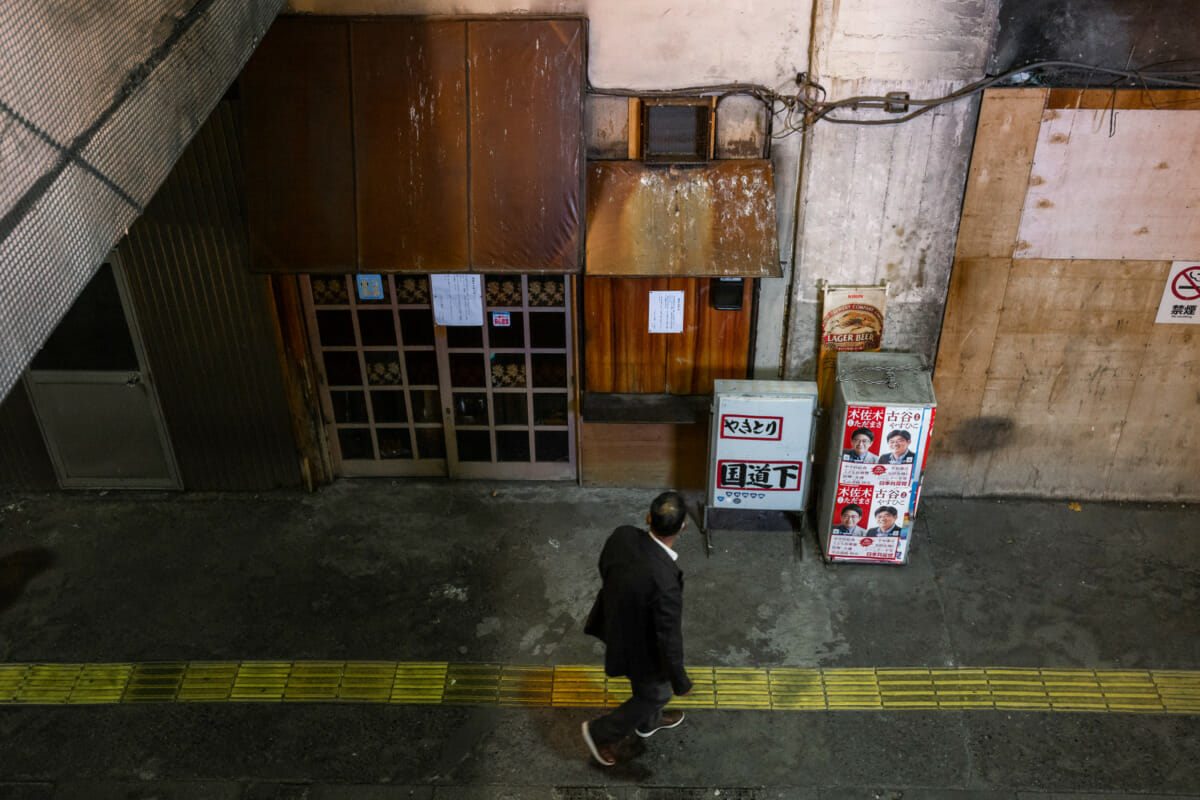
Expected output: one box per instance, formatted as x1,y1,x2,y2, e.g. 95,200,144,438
300,272,577,480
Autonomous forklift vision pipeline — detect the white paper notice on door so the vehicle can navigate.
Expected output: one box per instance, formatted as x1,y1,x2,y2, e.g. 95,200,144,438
648,291,685,333
431,274,483,326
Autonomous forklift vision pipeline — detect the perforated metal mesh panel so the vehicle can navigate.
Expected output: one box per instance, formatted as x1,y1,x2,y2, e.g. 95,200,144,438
0,0,283,402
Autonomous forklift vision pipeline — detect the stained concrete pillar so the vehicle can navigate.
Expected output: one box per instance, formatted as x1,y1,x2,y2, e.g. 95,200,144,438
784,0,1001,379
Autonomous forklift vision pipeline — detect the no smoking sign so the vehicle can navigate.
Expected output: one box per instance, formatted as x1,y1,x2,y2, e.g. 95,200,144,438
1171,266,1200,301
1156,262,1200,325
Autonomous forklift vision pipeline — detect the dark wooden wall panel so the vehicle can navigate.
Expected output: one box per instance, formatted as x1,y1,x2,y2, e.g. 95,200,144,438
469,19,583,272
584,277,668,393
584,277,751,395
666,278,754,394
580,421,706,489
242,19,356,272
353,20,469,272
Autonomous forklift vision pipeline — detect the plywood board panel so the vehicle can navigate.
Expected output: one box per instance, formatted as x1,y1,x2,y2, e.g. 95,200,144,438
241,19,356,273
954,89,1047,258
969,376,1132,497
1015,109,1200,260
586,161,780,277
926,256,1014,495
987,259,1166,377
352,21,468,272
1047,89,1200,110
580,421,706,489
469,19,583,272
967,258,1168,496
1107,321,1200,500
932,90,1200,501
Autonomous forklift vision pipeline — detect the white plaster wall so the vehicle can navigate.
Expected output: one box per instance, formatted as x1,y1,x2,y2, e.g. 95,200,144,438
288,0,811,88
785,0,1000,378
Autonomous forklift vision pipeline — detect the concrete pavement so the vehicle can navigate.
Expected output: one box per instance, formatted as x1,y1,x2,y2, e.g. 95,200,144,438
0,481,1198,798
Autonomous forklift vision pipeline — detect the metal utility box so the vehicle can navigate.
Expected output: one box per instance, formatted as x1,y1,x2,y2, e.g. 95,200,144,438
817,352,936,565
705,380,820,533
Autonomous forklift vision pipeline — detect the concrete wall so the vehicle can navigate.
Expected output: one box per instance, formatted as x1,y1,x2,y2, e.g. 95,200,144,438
785,0,1000,378
285,0,1000,380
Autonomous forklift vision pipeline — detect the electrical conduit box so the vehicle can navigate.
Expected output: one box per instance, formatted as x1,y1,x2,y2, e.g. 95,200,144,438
818,352,936,565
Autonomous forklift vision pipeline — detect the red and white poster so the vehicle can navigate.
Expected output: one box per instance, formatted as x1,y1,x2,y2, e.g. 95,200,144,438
837,405,931,486
828,404,930,564
1156,262,1200,325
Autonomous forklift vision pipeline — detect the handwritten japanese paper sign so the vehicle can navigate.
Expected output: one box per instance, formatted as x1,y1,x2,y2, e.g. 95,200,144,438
431,274,483,326
720,414,783,441
717,460,802,491
648,291,685,333
1156,262,1200,325
708,381,818,512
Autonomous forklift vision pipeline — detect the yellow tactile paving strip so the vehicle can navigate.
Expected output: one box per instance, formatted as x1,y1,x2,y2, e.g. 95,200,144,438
1,663,1198,713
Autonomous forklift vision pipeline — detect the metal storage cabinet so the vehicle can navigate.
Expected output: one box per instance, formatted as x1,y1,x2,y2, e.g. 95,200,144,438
817,353,936,564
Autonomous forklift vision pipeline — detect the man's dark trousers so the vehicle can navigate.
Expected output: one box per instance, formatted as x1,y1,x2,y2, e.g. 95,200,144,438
589,677,672,744
584,524,692,746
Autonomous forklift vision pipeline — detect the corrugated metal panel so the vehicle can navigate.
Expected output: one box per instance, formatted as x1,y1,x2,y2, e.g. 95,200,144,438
0,383,56,491
118,100,301,491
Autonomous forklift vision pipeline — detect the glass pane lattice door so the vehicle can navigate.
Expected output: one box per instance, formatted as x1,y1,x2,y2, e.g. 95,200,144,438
304,274,575,479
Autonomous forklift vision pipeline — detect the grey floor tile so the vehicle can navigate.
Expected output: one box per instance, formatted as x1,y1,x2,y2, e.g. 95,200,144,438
310,786,434,799
0,784,55,800
50,782,241,800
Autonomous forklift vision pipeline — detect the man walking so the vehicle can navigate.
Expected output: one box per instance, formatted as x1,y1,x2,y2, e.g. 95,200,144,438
581,491,693,766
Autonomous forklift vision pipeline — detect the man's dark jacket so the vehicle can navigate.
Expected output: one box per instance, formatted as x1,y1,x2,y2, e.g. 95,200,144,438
584,525,693,695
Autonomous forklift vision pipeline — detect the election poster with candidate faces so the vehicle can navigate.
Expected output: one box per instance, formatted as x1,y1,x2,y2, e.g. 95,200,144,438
827,404,934,564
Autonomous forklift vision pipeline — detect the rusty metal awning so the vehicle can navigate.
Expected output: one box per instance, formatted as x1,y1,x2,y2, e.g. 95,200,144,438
585,160,781,278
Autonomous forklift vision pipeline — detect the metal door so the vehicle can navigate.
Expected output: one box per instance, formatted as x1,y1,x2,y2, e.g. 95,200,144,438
304,273,576,480
24,256,181,489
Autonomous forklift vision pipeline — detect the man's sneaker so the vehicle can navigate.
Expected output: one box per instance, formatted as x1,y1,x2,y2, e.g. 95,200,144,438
581,721,617,766
635,709,685,738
